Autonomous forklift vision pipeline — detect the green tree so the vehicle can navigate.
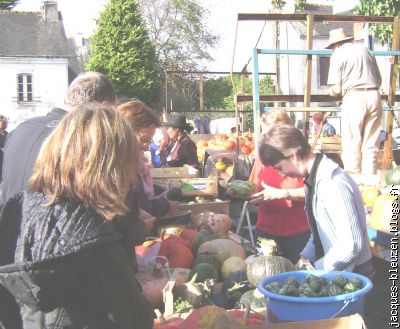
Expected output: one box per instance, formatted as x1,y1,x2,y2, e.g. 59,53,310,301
203,76,232,110
354,0,400,48
0,0,19,9
86,0,162,107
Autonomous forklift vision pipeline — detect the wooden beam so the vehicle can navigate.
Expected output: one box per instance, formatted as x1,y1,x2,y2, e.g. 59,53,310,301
238,13,395,23
236,94,400,103
303,14,314,138
382,17,400,170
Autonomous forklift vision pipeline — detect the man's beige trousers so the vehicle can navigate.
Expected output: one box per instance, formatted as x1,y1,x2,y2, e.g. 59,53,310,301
341,90,382,175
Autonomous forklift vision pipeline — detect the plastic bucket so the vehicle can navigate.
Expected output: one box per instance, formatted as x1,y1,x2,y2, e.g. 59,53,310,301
257,270,373,323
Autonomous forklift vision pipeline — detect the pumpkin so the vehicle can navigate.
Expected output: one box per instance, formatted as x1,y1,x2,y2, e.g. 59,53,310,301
197,239,246,262
158,242,194,269
197,140,208,148
136,267,190,307
239,289,266,311
221,270,252,304
215,161,227,171
189,263,220,282
385,165,400,185
205,213,232,237
209,282,234,309
195,253,222,274
176,305,246,329
246,255,294,287
191,230,219,254
153,310,185,329
179,229,197,250
370,193,398,232
225,165,234,176
223,140,236,150
361,186,380,206
221,256,247,280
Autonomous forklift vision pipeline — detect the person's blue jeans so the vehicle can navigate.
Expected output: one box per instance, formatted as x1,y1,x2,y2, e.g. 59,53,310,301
255,229,310,264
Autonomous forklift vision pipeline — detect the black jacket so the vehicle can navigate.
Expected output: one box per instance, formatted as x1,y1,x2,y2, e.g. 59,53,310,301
2,108,67,203
0,192,154,329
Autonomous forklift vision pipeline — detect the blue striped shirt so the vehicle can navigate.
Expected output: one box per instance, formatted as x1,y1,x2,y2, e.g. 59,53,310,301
301,155,372,271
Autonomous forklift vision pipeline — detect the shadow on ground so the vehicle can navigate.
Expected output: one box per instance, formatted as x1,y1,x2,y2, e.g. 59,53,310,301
364,257,392,329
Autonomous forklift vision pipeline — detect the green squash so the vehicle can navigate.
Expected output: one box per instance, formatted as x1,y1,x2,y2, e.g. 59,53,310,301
195,253,222,274
239,289,266,310
191,231,219,255
328,284,343,296
332,275,349,288
230,180,258,200
246,255,294,287
221,270,252,303
189,263,220,283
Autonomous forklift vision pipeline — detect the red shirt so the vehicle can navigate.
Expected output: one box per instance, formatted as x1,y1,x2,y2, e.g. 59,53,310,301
251,158,309,236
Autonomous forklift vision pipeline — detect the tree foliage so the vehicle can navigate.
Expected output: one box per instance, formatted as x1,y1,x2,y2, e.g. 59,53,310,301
0,0,19,10
86,0,162,107
354,0,400,48
139,0,219,73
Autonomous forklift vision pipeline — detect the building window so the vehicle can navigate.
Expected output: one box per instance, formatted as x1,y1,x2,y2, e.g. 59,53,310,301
319,57,330,87
17,74,33,102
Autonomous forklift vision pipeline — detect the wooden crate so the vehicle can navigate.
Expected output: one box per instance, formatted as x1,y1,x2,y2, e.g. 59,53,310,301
179,199,229,217
312,135,342,153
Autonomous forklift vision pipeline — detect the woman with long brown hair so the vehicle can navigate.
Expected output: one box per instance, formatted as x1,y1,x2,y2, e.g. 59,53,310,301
0,104,154,329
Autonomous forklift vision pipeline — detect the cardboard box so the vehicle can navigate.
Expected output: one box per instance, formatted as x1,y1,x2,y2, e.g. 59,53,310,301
150,165,199,179
179,199,229,217
233,313,367,329
168,178,219,197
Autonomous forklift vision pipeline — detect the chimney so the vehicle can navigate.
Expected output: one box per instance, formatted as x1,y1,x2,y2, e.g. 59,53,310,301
42,1,59,23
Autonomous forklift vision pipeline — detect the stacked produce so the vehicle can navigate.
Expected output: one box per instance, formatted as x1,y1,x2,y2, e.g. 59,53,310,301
264,273,364,297
196,132,255,164
136,211,301,328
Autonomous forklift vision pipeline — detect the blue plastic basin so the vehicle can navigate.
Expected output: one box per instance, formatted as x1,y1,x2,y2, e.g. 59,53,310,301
257,270,373,323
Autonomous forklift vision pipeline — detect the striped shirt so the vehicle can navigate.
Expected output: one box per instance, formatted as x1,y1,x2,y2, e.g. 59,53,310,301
301,155,372,271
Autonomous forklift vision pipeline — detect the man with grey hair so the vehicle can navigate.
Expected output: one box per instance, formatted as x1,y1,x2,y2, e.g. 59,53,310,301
0,72,116,329
2,72,117,203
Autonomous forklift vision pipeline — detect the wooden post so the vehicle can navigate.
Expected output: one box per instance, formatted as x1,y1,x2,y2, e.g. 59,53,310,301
165,72,168,115
199,73,204,117
382,17,400,170
303,14,314,140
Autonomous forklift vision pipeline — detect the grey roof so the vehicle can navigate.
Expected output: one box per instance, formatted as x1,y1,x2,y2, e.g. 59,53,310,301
0,10,71,57
291,4,354,40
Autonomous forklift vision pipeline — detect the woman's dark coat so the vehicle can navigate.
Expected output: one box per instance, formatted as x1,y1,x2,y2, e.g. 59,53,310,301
0,191,154,329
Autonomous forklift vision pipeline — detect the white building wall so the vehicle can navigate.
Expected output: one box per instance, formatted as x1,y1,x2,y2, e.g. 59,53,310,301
0,57,69,130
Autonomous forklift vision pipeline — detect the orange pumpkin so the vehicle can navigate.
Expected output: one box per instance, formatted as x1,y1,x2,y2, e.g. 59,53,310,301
223,140,236,150
245,141,255,151
159,242,194,268
179,229,197,249
197,140,208,148
240,145,252,155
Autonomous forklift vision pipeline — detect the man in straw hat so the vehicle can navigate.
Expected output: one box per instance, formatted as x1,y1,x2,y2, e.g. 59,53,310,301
326,28,382,175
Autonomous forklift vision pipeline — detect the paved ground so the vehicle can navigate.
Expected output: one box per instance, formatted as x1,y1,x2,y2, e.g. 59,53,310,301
364,257,393,329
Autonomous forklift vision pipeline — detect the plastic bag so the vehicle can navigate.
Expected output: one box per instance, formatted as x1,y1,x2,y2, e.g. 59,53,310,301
135,239,164,272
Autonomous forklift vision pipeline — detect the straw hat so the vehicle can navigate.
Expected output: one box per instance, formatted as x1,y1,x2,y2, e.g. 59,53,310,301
325,28,354,49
